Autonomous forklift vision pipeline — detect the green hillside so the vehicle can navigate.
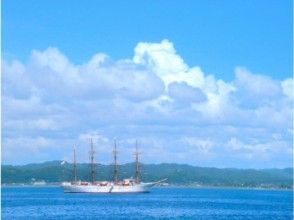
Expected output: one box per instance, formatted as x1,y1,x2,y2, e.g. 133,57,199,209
2,161,293,189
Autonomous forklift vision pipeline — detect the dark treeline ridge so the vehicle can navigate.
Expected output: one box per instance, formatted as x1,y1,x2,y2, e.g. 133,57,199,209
2,161,293,189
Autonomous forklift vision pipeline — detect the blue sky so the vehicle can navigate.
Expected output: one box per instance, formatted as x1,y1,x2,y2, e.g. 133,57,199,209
2,0,293,167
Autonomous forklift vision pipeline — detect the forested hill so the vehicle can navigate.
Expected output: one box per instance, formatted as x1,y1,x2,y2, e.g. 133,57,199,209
2,161,293,189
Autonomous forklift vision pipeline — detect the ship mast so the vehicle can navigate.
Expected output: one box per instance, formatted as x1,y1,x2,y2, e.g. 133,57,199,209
73,145,77,183
113,140,119,184
90,138,96,183
134,140,141,183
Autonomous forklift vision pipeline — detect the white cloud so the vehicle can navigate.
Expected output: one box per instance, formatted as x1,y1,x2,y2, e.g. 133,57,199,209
2,60,35,98
235,67,282,98
281,78,293,100
168,82,206,105
132,39,236,118
2,40,293,167
226,137,292,161
133,39,205,89
2,137,59,164
233,67,284,109
20,48,165,102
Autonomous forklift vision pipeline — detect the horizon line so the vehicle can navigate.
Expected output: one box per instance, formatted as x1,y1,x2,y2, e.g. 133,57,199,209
2,160,292,170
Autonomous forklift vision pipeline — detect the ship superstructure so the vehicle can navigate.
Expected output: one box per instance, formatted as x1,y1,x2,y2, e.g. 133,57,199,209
61,139,165,193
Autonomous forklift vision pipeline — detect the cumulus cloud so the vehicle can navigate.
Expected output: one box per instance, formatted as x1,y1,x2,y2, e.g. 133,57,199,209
281,78,293,100
233,67,284,108
133,39,205,89
168,82,206,105
23,47,165,102
2,40,293,167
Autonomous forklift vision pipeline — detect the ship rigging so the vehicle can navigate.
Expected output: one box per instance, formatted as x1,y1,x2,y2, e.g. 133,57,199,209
61,139,166,193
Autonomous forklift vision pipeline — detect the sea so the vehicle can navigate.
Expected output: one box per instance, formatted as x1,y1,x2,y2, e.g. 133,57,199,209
1,186,293,219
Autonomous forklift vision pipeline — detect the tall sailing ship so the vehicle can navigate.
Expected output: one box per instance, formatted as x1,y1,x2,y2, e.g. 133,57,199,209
61,139,165,193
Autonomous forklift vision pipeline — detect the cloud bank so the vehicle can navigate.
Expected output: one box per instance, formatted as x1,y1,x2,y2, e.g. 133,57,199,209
2,40,293,167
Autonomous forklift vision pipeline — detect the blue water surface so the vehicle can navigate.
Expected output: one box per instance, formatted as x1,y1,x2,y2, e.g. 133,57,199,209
1,187,293,219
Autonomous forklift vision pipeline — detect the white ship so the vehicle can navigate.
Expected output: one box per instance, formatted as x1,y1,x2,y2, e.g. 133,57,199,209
61,139,166,193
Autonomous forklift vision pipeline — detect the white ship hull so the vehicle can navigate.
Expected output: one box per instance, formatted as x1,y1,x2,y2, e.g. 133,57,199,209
61,182,156,193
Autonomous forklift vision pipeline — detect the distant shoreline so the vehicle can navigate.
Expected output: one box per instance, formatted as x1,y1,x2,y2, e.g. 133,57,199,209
3,161,292,190
2,183,292,191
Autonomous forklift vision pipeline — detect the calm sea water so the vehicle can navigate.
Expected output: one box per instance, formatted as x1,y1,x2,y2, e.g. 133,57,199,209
1,186,293,220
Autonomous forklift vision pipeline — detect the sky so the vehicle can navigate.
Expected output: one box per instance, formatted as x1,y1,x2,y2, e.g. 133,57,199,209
2,0,293,168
